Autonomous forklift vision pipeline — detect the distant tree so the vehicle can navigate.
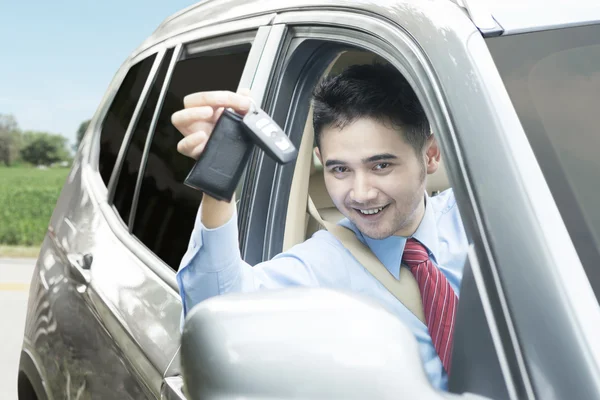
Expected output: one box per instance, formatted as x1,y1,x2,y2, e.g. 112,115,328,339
0,114,21,166
75,119,91,150
20,131,71,166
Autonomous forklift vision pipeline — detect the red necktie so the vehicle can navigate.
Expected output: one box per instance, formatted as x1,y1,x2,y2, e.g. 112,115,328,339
402,238,458,374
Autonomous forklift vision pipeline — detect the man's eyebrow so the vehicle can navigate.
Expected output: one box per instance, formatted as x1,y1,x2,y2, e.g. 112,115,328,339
362,153,398,163
325,159,346,167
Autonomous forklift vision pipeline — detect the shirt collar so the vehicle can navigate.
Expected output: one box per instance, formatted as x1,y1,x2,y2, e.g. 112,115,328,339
338,192,439,279
412,193,440,261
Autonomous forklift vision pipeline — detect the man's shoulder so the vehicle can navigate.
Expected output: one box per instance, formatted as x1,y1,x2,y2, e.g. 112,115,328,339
430,188,468,243
429,188,458,216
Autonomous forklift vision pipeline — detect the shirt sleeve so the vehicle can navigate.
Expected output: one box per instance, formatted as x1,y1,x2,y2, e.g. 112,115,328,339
176,205,349,318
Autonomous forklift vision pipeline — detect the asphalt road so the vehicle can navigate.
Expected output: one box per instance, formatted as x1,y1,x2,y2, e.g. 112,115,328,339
0,258,36,400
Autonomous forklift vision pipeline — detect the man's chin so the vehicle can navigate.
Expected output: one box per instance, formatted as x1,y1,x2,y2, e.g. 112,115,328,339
351,221,394,240
361,229,394,240
338,208,395,239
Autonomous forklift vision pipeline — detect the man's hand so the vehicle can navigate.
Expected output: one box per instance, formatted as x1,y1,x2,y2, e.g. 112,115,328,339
172,88,253,160
171,88,253,227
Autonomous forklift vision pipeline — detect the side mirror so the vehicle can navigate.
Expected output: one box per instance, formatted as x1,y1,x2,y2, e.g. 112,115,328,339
180,288,481,399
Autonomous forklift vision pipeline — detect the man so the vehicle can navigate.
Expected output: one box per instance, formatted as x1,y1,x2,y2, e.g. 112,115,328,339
172,63,468,391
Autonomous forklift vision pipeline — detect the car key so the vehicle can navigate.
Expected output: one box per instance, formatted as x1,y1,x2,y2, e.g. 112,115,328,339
184,103,298,202
242,107,297,164
183,108,254,202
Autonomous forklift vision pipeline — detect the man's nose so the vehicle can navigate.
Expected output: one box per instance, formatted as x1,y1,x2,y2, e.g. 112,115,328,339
350,175,377,203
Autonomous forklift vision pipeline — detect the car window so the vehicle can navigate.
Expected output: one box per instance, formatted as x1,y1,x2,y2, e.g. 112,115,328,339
113,49,175,226
487,24,600,302
131,46,250,271
98,54,156,187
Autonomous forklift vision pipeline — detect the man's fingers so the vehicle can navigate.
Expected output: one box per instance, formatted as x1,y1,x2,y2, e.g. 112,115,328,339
190,143,206,160
173,90,253,157
210,107,225,124
177,131,208,158
171,107,214,134
183,91,252,113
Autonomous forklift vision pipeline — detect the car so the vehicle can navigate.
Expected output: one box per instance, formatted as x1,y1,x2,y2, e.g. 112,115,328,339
17,0,600,399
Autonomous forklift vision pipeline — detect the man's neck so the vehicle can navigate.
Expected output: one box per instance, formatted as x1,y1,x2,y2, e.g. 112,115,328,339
393,195,426,237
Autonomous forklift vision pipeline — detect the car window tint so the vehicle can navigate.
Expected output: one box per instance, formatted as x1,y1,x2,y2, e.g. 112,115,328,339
132,48,250,271
113,49,175,226
98,55,156,187
487,24,600,301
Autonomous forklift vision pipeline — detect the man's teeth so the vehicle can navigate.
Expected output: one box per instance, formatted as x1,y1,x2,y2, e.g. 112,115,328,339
359,207,384,215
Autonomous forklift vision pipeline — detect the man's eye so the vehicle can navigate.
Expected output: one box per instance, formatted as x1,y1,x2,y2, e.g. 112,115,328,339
374,163,390,170
332,166,348,174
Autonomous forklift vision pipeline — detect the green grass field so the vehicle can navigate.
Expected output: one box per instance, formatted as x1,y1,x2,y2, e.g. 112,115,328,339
0,166,69,246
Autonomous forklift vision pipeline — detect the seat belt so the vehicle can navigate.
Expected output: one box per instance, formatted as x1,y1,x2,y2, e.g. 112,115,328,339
307,196,426,324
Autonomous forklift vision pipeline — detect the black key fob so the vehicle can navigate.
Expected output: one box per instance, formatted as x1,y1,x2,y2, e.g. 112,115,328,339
183,109,253,202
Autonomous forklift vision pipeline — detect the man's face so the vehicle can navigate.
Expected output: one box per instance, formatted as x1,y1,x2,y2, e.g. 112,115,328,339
316,118,439,239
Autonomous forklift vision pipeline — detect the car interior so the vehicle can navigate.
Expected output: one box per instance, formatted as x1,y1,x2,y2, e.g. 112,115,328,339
281,50,450,251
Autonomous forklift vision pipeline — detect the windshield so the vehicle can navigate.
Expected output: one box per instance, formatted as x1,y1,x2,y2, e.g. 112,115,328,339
486,23,600,300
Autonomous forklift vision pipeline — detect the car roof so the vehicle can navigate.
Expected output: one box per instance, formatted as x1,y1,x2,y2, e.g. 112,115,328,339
485,0,600,34
138,0,600,56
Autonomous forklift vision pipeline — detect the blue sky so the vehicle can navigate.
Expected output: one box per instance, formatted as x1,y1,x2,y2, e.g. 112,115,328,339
1,0,198,146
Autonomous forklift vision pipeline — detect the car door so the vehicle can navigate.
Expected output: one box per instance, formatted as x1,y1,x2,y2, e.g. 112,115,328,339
23,53,158,400
111,20,283,400
225,8,513,399
245,7,600,400
25,17,280,400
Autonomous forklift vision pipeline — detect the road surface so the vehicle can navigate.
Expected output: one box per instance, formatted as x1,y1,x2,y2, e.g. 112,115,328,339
0,258,36,400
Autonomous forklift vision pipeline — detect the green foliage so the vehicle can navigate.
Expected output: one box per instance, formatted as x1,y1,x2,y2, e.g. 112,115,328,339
0,113,22,166
20,131,71,166
75,119,91,150
0,166,69,245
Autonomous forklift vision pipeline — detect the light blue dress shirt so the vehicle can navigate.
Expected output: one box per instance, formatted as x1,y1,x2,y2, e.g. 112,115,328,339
177,188,468,391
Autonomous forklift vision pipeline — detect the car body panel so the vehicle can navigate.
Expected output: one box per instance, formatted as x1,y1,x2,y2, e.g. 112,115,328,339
487,0,600,35
21,168,154,398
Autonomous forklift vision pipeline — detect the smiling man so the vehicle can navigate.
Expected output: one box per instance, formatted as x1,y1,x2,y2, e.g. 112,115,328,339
172,63,468,391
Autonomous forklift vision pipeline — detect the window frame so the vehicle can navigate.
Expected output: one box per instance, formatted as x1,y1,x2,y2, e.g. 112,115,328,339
126,45,181,231
244,11,522,398
86,18,277,291
107,48,174,228
105,49,166,210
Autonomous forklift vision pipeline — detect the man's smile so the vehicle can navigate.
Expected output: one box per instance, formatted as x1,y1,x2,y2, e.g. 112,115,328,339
352,204,390,219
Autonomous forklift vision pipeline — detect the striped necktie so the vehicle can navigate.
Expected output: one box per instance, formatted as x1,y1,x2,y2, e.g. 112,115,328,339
402,238,458,374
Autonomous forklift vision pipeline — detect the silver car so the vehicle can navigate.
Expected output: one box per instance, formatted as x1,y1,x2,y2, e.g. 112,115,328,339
17,0,600,399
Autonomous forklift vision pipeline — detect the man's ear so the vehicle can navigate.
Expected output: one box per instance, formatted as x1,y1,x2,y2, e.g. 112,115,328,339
425,136,441,175
314,146,322,163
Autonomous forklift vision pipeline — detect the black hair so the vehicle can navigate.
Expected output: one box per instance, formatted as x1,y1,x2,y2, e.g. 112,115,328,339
312,62,430,153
